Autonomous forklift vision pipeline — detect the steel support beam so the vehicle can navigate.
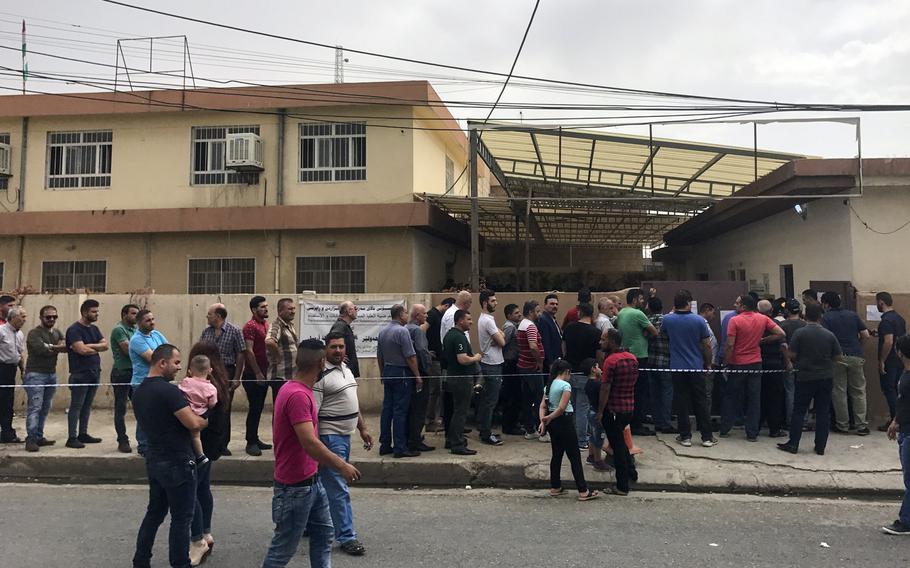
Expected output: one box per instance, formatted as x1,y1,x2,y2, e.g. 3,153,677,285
530,132,548,182
630,146,660,192
672,153,725,197
470,128,480,291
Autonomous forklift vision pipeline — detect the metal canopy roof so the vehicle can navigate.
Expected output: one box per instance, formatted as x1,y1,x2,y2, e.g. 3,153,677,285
425,121,806,249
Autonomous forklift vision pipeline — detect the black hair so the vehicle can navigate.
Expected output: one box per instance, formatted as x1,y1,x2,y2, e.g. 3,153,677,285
121,304,140,317
249,295,267,310
648,296,664,314
544,293,559,304
739,294,757,311
479,289,496,307
580,357,598,377
441,297,456,307
504,303,519,318
546,359,573,390
699,302,715,314
805,303,823,322
323,331,346,343
0,295,14,305
802,288,818,302
876,291,894,307
820,291,841,308
673,289,692,310
150,343,179,366
577,288,591,303
522,300,539,317
578,302,594,319
39,305,57,318
897,335,910,359
136,309,153,323
626,288,644,305
80,299,99,314
390,304,406,319
605,327,622,347
454,309,470,324
296,338,326,373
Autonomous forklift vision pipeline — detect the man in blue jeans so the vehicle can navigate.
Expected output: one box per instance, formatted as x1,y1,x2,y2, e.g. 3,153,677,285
261,339,361,568
313,333,374,556
64,299,109,449
130,310,168,456
24,305,66,452
132,344,207,568
883,335,910,535
377,305,423,458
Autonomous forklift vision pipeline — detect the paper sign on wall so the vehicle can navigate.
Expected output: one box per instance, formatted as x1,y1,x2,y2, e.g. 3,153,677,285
866,305,882,322
690,300,699,313
298,299,406,358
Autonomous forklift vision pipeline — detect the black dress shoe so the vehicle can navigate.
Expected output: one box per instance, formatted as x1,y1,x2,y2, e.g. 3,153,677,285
379,446,393,456
25,439,39,452
502,428,525,436
413,443,435,452
451,448,477,456
444,442,452,449
221,448,232,456
463,428,473,434
776,443,798,454
37,438,56,447
831,426,850,435
77,434,102,444
1,436,23,444
814,447,825,455
394,450,421,458
768,431,788,438
65,438,85,449
256,440,273,450
245,443,262,457
631,428,655,436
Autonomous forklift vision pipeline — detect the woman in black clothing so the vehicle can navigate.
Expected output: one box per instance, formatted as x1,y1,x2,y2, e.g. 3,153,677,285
188,341,231,565
539,360,599,501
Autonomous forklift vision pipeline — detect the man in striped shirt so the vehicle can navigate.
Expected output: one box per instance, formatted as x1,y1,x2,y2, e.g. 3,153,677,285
518,300,547,441
313,332,373,557
266,298,299,384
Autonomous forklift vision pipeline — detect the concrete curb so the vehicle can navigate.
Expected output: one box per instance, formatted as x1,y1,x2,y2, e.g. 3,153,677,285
1,453,903,498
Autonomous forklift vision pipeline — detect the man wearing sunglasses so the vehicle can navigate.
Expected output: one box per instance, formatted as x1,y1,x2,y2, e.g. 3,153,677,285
24,306,66,452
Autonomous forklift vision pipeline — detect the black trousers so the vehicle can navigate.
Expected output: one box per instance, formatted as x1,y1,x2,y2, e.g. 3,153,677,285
242,375,285,444
761,361,786,434
673,372,713,442
445,379,473,451
631,357,650,430
546,413,587,492
603,411,635,493
407,381,429,450
0,362,18,439
222,364,236,450
499,361,522,432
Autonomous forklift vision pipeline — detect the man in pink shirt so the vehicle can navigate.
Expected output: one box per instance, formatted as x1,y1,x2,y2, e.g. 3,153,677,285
261,339,361,568
721,294,785,441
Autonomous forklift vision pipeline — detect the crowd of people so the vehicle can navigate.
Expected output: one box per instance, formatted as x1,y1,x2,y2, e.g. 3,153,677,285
0,284,908,567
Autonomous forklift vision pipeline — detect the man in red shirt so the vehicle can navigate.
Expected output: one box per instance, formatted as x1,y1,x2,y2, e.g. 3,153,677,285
562,288,591,328
243,296,281,456
595,328,639,495
261,338,360,568
721,295,785,441
517,300,546,440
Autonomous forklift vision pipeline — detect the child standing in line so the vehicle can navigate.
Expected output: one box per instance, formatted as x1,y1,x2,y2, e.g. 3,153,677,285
539,359,599,501
179,354,218,465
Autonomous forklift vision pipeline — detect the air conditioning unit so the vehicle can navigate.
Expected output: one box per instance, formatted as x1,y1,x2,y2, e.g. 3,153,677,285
0,142,10,177
226,133,264,171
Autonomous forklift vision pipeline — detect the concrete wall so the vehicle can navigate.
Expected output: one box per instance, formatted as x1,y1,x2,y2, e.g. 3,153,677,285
5,106,466,212
675,197,854,297
2,229,468,295
848,184,910,292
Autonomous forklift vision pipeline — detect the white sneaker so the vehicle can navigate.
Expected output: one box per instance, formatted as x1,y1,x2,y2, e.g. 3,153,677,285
538,433,551,443
702,438,719,448
675,435,692,447
189,540,210,566
523,432,538,440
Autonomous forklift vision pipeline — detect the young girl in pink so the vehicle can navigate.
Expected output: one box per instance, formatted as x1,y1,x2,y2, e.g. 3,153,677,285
179,354,218,464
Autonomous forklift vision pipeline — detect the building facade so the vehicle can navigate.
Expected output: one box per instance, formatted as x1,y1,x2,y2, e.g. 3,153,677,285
0,81,483,294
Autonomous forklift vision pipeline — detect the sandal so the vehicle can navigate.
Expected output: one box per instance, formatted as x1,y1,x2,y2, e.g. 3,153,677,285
577,490,600,501
548,488,566,497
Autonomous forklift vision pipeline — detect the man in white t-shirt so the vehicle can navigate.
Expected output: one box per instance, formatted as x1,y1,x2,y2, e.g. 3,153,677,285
595,297,616,333
477,290,505,446
440,290,473,344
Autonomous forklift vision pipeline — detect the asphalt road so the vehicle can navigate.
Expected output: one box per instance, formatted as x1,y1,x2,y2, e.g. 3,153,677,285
2,484,908,567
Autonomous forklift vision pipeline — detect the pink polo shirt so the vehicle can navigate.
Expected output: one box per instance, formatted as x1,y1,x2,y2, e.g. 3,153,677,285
272,380,319,485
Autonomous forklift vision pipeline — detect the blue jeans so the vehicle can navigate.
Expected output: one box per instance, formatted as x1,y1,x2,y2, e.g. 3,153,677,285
899,432,910,526
261,481,333,568
588,409,605,449
882,358,902,420
133,459,197,568
68,369,100,440
130,385,149,455
519,367,544,432
648,369,674,430
318,434,357,544
379,365,412,454
569,374,591,447
191,460,213,541
721,364,762,438
23,372,56,441
478,363,503,438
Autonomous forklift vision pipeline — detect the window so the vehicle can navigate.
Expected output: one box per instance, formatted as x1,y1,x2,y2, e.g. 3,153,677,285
737,269,746,281
728,270,736,281
296,256,365,293
696,272,709,281
192,126,260,185
0,133,9,191
42,260,107,292
188,258,256,294
46,131,112,189
445,156,454,192
299,122,366,182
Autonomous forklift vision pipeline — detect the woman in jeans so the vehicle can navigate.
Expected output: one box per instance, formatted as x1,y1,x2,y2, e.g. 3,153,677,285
187,341,231,565
539,360,599,501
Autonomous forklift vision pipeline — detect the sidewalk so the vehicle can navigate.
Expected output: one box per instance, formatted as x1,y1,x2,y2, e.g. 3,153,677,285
0,409,903,497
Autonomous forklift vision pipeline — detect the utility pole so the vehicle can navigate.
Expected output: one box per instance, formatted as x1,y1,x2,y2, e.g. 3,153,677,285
21,19,26,94
334,46,346,84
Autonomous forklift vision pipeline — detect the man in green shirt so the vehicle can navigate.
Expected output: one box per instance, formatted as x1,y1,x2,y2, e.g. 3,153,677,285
110,304,140,453
24,305,66,452
615,289,658,436
443,309,482,456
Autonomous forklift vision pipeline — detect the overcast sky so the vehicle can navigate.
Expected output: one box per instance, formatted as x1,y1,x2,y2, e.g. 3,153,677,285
1,0,908,158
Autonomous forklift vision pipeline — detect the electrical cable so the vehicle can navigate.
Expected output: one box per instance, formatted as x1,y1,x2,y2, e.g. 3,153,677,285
847,199,910,235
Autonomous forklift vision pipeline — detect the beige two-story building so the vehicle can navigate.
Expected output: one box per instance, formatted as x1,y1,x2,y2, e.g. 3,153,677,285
0,80,483,294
